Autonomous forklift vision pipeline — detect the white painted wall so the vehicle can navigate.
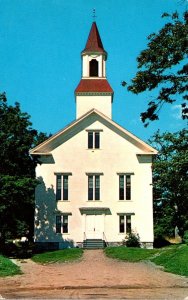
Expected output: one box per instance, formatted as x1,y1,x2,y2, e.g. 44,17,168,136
34,118,154,247
76,95,112,119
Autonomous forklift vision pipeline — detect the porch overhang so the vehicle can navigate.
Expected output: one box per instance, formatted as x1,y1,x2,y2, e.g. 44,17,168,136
79,207,111,215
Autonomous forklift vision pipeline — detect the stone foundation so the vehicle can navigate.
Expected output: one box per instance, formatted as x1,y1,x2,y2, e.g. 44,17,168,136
106,241,153,249
34,241,154,250
140,242,153,249
106,242,122,247
35,242,59,252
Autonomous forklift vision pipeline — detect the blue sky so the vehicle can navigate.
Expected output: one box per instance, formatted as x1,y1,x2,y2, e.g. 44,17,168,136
0,0,186,142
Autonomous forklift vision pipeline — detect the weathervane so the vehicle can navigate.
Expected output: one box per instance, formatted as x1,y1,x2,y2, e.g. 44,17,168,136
92,8,97,21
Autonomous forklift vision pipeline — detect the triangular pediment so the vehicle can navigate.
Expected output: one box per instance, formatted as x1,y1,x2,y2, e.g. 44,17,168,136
30,109,157,155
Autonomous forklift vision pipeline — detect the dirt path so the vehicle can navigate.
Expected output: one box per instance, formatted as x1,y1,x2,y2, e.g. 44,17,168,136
0,250,188,299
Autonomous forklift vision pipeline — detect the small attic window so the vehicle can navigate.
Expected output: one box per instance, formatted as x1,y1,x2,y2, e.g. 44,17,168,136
88,131,100,149
90,59,98,77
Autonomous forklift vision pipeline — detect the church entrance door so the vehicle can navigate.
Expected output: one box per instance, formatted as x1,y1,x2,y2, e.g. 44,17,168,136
85,214,104,239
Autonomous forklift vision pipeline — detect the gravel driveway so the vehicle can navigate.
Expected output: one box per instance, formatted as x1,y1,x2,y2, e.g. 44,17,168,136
0,249,188,299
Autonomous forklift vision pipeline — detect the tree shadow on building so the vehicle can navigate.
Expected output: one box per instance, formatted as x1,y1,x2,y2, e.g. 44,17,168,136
34,176,74,251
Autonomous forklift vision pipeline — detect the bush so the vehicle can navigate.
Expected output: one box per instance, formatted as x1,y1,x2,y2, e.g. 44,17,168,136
183,230,188,245
1,240,33,258
154,235,171,248
123,232,140,247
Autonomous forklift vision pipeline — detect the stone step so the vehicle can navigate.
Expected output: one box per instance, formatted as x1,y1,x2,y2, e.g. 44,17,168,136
83,239,106,249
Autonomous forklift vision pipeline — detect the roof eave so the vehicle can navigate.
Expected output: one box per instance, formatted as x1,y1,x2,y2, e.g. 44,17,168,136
136,152,158,156
29,152,52,156
81,49,107,57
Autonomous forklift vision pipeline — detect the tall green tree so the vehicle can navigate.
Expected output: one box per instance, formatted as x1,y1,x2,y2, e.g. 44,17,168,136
0,93,48,241
123,11,188,126
149,129,188,239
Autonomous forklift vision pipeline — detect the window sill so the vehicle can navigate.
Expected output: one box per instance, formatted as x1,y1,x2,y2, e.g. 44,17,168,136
87,148,102,150
86,200,102,202
57,200,71,202
118,200,133,202
56,233,70,235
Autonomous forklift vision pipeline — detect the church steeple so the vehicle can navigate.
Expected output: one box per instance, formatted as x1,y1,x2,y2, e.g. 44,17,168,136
75,22,114,119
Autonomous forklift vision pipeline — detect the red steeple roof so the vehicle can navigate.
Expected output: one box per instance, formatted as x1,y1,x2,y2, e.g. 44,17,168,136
75,79,113,94
82,22,106,54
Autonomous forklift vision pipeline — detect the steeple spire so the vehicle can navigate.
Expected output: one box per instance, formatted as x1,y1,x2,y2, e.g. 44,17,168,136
82,22,106,54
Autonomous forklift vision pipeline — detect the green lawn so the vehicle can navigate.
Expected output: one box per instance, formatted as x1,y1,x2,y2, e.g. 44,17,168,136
151,244,188,276
105,246,159,262
105,244,188,276
0,255,22,277
32,248,83,264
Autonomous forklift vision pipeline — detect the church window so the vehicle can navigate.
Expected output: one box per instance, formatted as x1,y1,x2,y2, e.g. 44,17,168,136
56,215,69,234
89,59,98,77
119,174,133,200
55,173,72,201
88,131,100,149
119,215,132,234
88,175,100,200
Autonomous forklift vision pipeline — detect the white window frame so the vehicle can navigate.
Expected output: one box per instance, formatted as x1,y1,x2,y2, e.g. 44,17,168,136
56,214,71,234
117,173,134,201
55,173,72,201
86,172,103,201
86,129,103,149
118,213,134,234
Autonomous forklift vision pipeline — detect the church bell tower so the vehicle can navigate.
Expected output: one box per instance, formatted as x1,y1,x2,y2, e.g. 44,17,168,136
75,22,114,119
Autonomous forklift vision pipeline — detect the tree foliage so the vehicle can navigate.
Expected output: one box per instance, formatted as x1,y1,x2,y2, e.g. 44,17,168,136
150,129,188,238
0,93,48,241
124,11,188,126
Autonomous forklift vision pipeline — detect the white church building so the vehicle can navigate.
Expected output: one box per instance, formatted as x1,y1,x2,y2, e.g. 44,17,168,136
30,22,157,249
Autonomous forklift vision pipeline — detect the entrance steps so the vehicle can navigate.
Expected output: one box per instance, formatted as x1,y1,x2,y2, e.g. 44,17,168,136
83,239,106,249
